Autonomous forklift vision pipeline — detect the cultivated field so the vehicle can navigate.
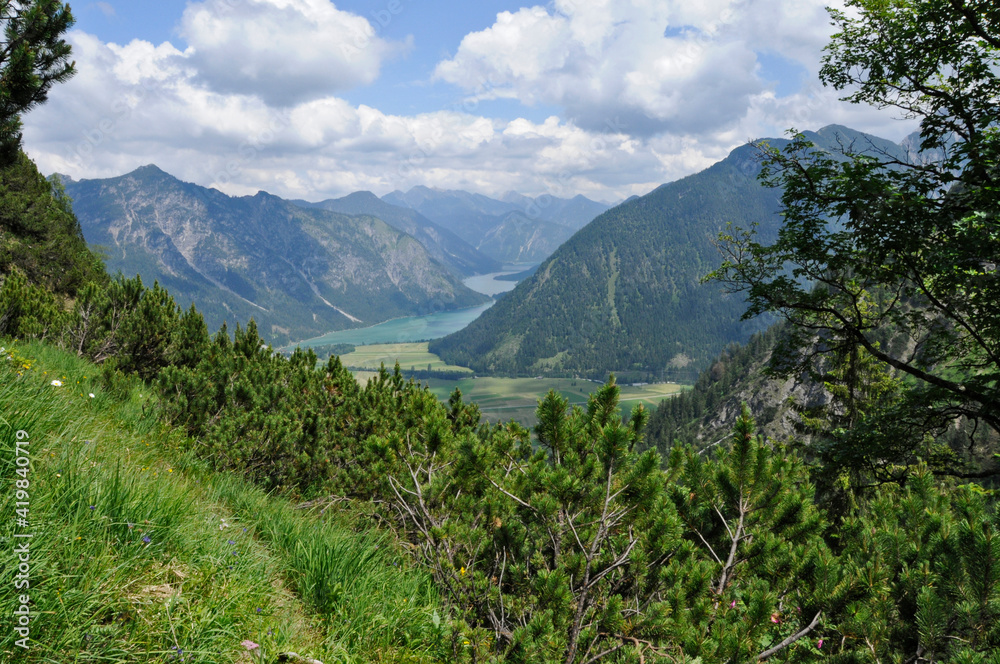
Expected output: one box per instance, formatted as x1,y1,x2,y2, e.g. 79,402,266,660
339,342,473,373
423,376,686,427
341,343,686,427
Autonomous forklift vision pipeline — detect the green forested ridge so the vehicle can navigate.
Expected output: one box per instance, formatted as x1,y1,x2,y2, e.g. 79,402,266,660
429,140,785,379
63,165,488,347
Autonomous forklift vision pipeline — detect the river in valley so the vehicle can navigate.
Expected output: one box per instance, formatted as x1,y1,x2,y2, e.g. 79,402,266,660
291,265,534,349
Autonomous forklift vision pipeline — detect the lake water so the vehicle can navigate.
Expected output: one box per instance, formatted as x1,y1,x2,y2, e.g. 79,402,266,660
291,265,533,348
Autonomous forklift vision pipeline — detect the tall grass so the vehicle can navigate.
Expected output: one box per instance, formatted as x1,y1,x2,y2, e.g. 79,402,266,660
0,340,446,663
209,476,445,661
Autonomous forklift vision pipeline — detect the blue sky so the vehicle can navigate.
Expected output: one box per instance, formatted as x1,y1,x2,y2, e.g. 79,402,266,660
22,0,913,202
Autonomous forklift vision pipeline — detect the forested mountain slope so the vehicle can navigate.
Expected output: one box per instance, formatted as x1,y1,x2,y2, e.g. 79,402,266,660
431,125,905,379
64,166,487,346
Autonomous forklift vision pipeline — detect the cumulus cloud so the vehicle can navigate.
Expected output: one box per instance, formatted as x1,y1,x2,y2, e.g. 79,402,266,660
179,0,410,106
433,0,856,139
21,29,663,202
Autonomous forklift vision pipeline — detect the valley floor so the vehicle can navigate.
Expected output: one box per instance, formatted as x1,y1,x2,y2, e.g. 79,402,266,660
344,343,687,426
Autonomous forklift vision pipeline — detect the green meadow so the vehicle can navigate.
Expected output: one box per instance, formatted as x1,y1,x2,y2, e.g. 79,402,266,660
422,376,686,426
0,340,445,663
339,342,472,373
345,343,686,426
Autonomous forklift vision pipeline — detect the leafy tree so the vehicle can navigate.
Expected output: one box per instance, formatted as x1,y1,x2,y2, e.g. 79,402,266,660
709,0,1000,469
0,1,76,164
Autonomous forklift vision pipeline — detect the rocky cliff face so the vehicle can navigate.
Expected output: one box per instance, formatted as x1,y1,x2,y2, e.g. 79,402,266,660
64,166,489,345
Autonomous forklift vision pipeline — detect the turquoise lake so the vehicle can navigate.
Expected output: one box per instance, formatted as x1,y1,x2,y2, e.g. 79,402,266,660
291,265,533,348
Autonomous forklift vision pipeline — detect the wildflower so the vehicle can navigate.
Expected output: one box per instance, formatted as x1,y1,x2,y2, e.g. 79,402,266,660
770,612,781,624
50,379,63,387
817,639,824,649
241,640,259,651
255,607,262,614
730,600,736,608
142,536,151,544
89,393,95,398
89,505,96,510
228,540,235,545
460,566,466,576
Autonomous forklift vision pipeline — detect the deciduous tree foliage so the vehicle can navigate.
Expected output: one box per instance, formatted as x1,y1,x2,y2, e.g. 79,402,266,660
709,0,1000,470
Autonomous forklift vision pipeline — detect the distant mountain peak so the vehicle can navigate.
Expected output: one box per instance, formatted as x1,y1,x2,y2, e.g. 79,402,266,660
339,190,381,203
129,164,170,177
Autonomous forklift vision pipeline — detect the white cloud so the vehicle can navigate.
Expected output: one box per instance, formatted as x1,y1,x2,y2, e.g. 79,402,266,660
434,0,864,140
94,2,116,18
21,30,668,203
179,0,409,106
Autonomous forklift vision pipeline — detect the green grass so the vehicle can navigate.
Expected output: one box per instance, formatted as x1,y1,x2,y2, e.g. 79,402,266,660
0,340,446,663
339,343,472,374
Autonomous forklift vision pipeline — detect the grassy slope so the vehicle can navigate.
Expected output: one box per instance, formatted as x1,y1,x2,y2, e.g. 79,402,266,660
0,340,445,663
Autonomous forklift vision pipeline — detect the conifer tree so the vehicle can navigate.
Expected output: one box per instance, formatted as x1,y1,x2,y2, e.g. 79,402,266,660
0,1,76,164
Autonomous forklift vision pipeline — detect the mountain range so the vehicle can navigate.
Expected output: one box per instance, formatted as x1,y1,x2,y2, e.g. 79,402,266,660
62,166,489,346
293,191,501,277
430,125,900,380
382,187,611,264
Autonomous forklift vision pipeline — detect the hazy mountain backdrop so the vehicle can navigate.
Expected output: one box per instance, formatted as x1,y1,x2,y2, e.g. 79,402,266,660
63,166,489,346
383,186,611,263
